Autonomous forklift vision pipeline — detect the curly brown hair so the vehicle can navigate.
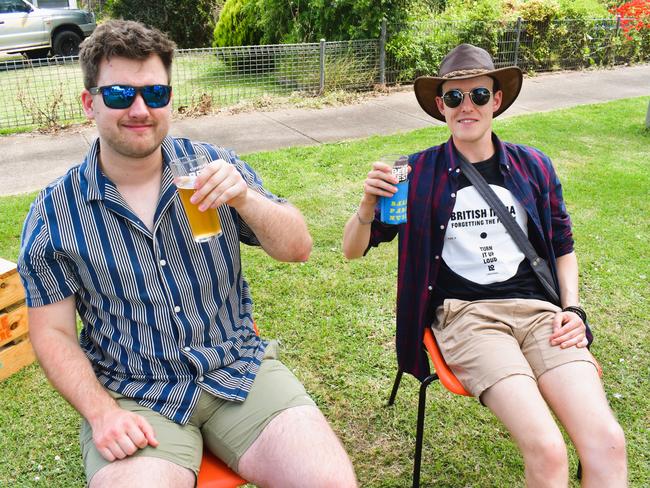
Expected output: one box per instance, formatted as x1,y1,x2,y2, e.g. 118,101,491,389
79,19,176,89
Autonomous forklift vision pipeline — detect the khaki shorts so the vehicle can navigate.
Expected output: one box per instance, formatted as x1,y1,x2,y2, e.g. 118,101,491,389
80,342,315,484
432,298,597,400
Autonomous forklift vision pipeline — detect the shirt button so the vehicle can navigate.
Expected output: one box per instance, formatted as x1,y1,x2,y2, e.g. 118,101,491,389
448,168,452,172
451,193,456,198
174,305,181,313
198,375,205,383
427,285,433,291
183,346,191,352
440,225,445,229
434,255,440,260
456,168,460,173
160,259,167,266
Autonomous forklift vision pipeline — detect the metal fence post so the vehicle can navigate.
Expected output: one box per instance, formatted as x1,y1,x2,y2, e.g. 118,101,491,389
514,17,522,67
612,15,621,66
379,18,387,86
319,39,326,95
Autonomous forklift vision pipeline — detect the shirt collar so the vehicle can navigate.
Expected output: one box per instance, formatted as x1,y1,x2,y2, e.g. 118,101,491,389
80,136,179,203
79,138,105,202
445,132,511,174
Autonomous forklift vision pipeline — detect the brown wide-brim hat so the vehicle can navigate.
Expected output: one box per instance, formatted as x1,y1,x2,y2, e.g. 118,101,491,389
414,43,523,122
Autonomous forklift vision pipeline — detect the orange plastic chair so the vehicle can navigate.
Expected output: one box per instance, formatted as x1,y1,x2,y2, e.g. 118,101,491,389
387,328,469,488
388,327,602,487
196,322,261,488
197,450,247,488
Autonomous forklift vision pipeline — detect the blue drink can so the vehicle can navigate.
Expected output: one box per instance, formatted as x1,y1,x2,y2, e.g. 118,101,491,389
379,155,409,225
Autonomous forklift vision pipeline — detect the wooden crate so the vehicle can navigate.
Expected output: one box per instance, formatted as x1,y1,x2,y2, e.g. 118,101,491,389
0,258,35,381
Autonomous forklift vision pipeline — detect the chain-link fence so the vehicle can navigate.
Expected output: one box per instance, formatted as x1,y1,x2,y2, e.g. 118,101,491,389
0,17,647,131
0,39,379,131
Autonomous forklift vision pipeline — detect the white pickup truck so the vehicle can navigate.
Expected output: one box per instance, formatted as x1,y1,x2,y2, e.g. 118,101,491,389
0,0,95,58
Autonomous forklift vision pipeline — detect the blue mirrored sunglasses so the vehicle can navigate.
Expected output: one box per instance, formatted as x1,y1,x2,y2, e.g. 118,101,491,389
89,84,172,109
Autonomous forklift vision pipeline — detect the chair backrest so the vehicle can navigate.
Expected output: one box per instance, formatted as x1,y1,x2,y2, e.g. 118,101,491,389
422,328,470,397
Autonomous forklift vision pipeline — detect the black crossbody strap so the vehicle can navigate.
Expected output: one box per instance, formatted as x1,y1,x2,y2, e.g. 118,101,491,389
458,156,561,305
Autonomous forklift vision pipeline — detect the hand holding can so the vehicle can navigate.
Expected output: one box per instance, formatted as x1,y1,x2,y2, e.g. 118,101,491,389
379,155,409,225
169,154,222,243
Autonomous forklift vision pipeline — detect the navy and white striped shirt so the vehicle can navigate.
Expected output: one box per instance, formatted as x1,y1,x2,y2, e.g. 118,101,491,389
18,136,284,424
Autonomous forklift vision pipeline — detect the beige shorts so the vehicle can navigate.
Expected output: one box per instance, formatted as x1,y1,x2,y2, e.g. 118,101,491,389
432,298,597,399
80,342,315,484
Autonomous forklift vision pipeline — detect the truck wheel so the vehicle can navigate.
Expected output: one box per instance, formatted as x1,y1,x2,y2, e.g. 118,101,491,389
52,30,82,57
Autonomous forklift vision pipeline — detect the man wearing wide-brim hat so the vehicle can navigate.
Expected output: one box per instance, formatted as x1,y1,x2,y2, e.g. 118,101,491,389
343,44,626,485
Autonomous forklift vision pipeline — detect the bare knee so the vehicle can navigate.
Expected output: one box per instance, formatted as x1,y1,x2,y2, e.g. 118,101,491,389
580,419,627,464
522,434,568,477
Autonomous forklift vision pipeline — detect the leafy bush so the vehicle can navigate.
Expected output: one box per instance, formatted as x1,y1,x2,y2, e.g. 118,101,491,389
212,0,262,47
611,0,650,62
104,0,216,49
387,0,635,80
214,0,412,46
386,0,506,81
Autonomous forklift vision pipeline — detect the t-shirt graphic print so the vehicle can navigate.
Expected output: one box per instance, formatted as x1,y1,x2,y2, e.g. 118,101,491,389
443,183,527,285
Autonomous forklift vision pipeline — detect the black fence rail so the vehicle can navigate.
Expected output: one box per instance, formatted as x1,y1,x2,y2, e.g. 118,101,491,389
0,17,647,131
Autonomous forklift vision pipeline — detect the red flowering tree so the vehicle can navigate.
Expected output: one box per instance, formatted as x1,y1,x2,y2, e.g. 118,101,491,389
611,0,650,39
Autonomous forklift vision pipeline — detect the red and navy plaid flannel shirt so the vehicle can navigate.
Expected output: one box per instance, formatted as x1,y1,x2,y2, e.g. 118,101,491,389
367,133,576,380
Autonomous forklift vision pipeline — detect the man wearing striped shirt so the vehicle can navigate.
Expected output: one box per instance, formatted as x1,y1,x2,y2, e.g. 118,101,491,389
343,44,626,486
18,20,356,488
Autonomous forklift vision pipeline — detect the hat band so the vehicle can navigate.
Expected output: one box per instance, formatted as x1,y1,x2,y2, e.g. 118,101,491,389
442,68,491,79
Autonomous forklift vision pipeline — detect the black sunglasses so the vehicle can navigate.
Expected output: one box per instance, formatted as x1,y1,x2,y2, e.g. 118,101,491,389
441,87,492,108
89,84,172,109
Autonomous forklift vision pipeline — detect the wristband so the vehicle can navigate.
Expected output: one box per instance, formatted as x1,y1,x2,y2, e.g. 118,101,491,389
562,305,587,323
356,210,373,225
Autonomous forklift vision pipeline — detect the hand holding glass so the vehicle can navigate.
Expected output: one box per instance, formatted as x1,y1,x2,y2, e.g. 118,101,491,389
169,154,222,243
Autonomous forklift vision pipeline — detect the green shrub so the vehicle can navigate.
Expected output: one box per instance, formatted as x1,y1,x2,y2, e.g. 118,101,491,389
514,0,617,70
214,0,412,46
212,0,262,47
558,0,610,17
386,0,505,81
386,0,633,81
104,0,216,49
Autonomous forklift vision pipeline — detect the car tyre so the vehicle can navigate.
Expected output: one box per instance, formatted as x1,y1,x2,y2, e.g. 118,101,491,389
52,30,82,57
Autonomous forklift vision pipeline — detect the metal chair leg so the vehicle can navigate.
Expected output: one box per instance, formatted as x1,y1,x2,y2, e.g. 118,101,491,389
388,369,403,406
412,374,437,488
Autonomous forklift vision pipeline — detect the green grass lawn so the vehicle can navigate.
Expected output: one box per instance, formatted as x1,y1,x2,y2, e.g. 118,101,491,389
0,98,648,487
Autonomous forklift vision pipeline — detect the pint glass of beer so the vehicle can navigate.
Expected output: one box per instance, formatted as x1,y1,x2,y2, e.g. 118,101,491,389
169,154,222,243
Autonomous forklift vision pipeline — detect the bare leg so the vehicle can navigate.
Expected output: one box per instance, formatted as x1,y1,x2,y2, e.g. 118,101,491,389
237,405,357,488
481,374,569,488
538,361,627,487
90,456,194,488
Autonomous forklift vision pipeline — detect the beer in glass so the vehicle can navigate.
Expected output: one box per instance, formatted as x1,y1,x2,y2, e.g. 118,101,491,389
169,154,222,242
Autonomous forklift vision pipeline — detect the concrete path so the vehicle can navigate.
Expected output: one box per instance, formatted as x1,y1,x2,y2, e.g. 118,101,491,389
0,64,648,196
